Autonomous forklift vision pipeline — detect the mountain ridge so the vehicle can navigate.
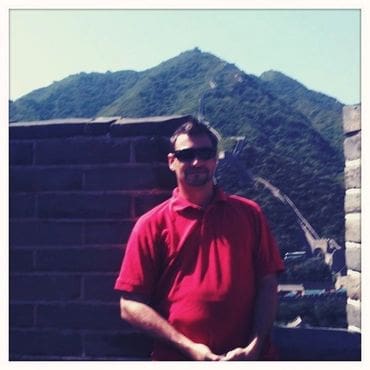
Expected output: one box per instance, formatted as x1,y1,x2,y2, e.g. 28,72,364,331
9,48,346,255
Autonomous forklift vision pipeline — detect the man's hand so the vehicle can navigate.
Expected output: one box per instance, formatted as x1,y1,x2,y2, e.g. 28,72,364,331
221,337,260,361
187,342,223,361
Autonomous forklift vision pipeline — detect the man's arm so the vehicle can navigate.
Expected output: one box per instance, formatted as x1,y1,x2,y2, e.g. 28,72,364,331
222,273,279,361
119,295,221,361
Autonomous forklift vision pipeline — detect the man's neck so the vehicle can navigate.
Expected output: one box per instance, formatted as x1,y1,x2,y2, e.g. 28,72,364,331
178,183,215,208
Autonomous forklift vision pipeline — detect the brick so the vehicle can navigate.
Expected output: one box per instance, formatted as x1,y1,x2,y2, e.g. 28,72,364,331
83,274,124,302
10,275,81,301
9,142,33,165
36,221,83,245
84,221,133,245
38,193,131,219
10,167,83,193
347,298,361,329
36,303,128,330
134,193,170,216
133,136,170,163
35,247,124,273
345,242,361,272
9,194,36,218
9,304,34,327
84,166,157,191
34,137,130,165
344,132,361,161
345,189,361,213
345,213,361,243
343,104,361,134
345,160,360,189
9,329,83,357
84,332,152,358
9,221,42,246
337,270,361,300
9,249,34,272
10,221,83,246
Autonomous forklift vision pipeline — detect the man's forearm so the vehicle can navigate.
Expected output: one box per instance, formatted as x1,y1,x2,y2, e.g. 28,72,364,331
120,297,191,351
250,274,279,352
119,297,220,360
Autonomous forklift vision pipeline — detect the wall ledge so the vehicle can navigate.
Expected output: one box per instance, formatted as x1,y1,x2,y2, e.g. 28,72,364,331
9,115,192,139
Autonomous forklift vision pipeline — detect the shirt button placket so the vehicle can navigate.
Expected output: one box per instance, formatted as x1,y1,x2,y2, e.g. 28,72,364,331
200,206,213,239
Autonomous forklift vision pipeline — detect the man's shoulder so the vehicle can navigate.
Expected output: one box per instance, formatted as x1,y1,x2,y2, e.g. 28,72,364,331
135,196,172,226
226,193,262,214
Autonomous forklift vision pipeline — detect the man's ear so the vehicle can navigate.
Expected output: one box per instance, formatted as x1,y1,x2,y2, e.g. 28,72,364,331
168,153,176,172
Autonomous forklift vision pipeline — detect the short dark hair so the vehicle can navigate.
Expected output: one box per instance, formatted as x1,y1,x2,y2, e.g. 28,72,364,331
170,118,219,152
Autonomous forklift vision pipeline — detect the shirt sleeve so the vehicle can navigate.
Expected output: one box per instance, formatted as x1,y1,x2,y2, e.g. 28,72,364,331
114,215,161,299
254,205,285,279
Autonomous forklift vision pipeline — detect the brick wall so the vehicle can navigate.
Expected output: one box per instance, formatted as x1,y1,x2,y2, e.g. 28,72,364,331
9,115,191,360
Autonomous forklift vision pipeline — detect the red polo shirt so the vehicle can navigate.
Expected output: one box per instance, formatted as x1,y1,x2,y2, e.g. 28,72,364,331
114,187,284,360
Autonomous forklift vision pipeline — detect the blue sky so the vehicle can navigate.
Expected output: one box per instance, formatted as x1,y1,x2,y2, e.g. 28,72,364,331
9,8,360,104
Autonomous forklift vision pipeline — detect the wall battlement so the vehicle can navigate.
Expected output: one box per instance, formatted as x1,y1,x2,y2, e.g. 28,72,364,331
336,104,361,330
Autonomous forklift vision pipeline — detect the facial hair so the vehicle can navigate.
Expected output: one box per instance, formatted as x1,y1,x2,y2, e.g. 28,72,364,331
184,167,212,187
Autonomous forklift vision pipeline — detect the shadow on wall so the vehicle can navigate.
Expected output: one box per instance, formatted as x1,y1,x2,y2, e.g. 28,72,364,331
272,326,360,361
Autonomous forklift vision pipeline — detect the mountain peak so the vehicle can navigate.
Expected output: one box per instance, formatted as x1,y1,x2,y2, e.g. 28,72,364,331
260,70,302,88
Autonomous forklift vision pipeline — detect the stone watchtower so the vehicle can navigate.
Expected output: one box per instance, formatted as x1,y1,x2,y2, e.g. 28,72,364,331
338,104,361,330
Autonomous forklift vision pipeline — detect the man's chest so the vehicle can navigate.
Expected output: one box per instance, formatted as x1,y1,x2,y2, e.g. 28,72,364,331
156,209,257,300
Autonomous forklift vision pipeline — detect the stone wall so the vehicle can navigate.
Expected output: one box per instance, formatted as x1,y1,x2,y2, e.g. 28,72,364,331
339,105,361,330
9,115,191,360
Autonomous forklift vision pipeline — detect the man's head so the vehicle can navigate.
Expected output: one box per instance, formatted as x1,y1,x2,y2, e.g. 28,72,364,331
169,118,219,153
168,118,220,188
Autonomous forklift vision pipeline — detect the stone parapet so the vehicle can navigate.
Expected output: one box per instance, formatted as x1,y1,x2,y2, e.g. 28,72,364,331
9,116,186,360
342,104,361,332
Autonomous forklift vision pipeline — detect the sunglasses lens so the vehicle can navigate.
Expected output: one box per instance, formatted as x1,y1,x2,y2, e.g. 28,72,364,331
197,148,217,160
174,147,216,162
175,149,195,162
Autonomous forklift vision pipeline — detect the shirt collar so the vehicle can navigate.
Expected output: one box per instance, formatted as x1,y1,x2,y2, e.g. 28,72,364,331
170,186,228,213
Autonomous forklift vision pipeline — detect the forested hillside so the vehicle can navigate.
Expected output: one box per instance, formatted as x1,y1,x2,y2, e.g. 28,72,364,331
9,48,346,255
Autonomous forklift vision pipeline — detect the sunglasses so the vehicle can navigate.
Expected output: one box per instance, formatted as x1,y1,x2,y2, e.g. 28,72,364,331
173,147,217,162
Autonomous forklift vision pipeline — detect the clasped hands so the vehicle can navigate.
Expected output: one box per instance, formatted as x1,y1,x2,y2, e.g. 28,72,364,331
191,337,260,361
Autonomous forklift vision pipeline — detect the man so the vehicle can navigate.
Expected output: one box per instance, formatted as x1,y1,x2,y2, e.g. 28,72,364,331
114,118,284,361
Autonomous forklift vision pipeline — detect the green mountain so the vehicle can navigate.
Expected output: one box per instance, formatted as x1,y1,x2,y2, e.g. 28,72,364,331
9,48,346,256
10,70,140,121
260,70,344,153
